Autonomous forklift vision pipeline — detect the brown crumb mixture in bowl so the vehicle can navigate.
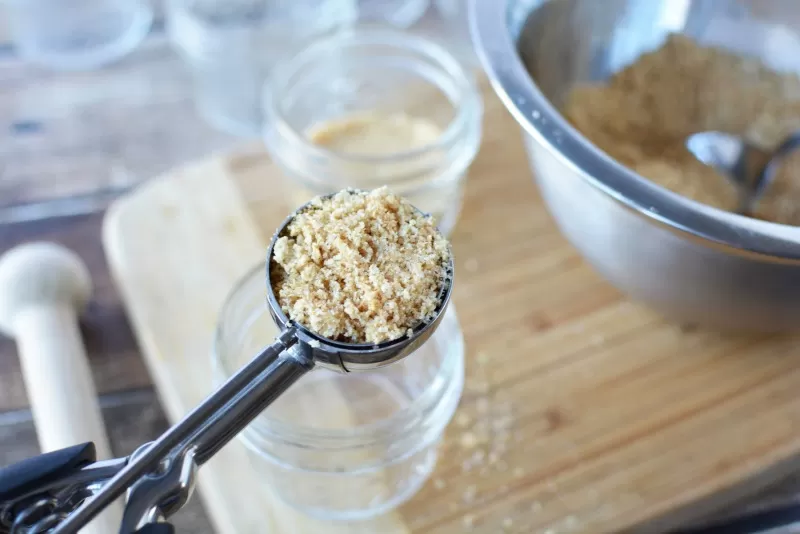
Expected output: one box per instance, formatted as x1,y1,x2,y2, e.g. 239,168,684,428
563,33,800,225
270,187,451,344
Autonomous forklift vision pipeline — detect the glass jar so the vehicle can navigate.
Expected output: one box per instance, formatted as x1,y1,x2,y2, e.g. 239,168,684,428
7,0,152,71
211,264,465,520
357,0,430,28
262,26,483,236
432,0,478,67
166,0,357,136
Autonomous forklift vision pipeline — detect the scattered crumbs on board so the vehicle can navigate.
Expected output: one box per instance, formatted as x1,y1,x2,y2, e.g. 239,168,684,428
450,349,524,531
421,348,601,533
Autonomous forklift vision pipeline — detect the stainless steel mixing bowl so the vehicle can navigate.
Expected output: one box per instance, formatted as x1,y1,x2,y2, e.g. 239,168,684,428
471,0,800,331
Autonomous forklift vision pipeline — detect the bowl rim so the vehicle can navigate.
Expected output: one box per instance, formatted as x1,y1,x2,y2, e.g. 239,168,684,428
469,0,800,262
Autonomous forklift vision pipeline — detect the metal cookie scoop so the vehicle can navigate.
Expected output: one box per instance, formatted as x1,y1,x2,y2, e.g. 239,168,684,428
2,193,453,534
686,130,800,215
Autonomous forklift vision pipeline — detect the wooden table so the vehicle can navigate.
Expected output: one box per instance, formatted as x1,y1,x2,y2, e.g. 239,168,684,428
0,4,799,532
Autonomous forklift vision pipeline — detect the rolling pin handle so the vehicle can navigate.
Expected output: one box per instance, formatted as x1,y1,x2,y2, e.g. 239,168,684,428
0,242,124,533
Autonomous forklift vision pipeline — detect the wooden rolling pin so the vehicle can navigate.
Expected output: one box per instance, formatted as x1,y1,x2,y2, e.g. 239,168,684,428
0,242,124,533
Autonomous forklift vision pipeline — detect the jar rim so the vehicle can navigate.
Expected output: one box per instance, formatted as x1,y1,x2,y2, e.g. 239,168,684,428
211,262,465,448
261,25,482,169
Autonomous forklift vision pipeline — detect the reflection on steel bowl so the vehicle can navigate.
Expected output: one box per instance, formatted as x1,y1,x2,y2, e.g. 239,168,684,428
471,0,800,331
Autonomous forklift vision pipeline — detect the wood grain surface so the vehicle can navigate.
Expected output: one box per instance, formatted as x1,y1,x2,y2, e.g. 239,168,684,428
0,19,239,210
102,79,800,533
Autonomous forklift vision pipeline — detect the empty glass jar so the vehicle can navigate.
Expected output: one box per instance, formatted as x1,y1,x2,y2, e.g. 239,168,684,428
7,0,152,70
433,0,477,66
211,264,465,520
262,26,483,236
357,0,430,28
166,0,357,136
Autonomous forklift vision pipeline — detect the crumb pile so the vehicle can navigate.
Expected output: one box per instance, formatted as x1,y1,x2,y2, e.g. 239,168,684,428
270,187,451,344
563,34,800,225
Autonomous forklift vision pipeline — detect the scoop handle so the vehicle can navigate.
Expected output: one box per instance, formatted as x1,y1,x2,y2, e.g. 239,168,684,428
55,328,306,533
0,442,96,502
133,524,175,534
671,502,800,534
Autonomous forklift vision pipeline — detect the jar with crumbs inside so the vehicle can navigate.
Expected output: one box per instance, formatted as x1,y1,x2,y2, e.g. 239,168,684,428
262,26,483,236
211,263,465,520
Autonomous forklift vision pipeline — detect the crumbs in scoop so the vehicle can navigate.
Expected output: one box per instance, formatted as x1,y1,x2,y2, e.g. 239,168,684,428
270,187,451,344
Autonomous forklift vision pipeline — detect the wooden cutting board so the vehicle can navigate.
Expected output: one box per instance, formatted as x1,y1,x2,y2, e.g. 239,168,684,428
102,80,800,534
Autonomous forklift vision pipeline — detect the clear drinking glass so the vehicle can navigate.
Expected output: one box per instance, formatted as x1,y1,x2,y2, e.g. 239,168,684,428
433,0,477,66
262,27,483,236
6,0,153,70
357,0,430,28
212,264,465,520
166,0,357,136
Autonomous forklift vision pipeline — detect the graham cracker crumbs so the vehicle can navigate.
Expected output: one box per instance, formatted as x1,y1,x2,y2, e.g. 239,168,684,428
462,514,475,529
271,187,451,344
459,431,479,450
439,351,522,530
462,484,477,503
563,33,800,225
455,412,472,428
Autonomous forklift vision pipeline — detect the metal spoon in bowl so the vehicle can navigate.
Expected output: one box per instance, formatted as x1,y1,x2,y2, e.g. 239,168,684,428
685,130,800,215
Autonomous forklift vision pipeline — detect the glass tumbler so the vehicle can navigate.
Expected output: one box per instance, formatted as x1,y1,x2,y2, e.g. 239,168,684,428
166,0,357,137
357,0,430,28
433,0,477,66
212,264,465,520
262,27,483,236
6,0,153,70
